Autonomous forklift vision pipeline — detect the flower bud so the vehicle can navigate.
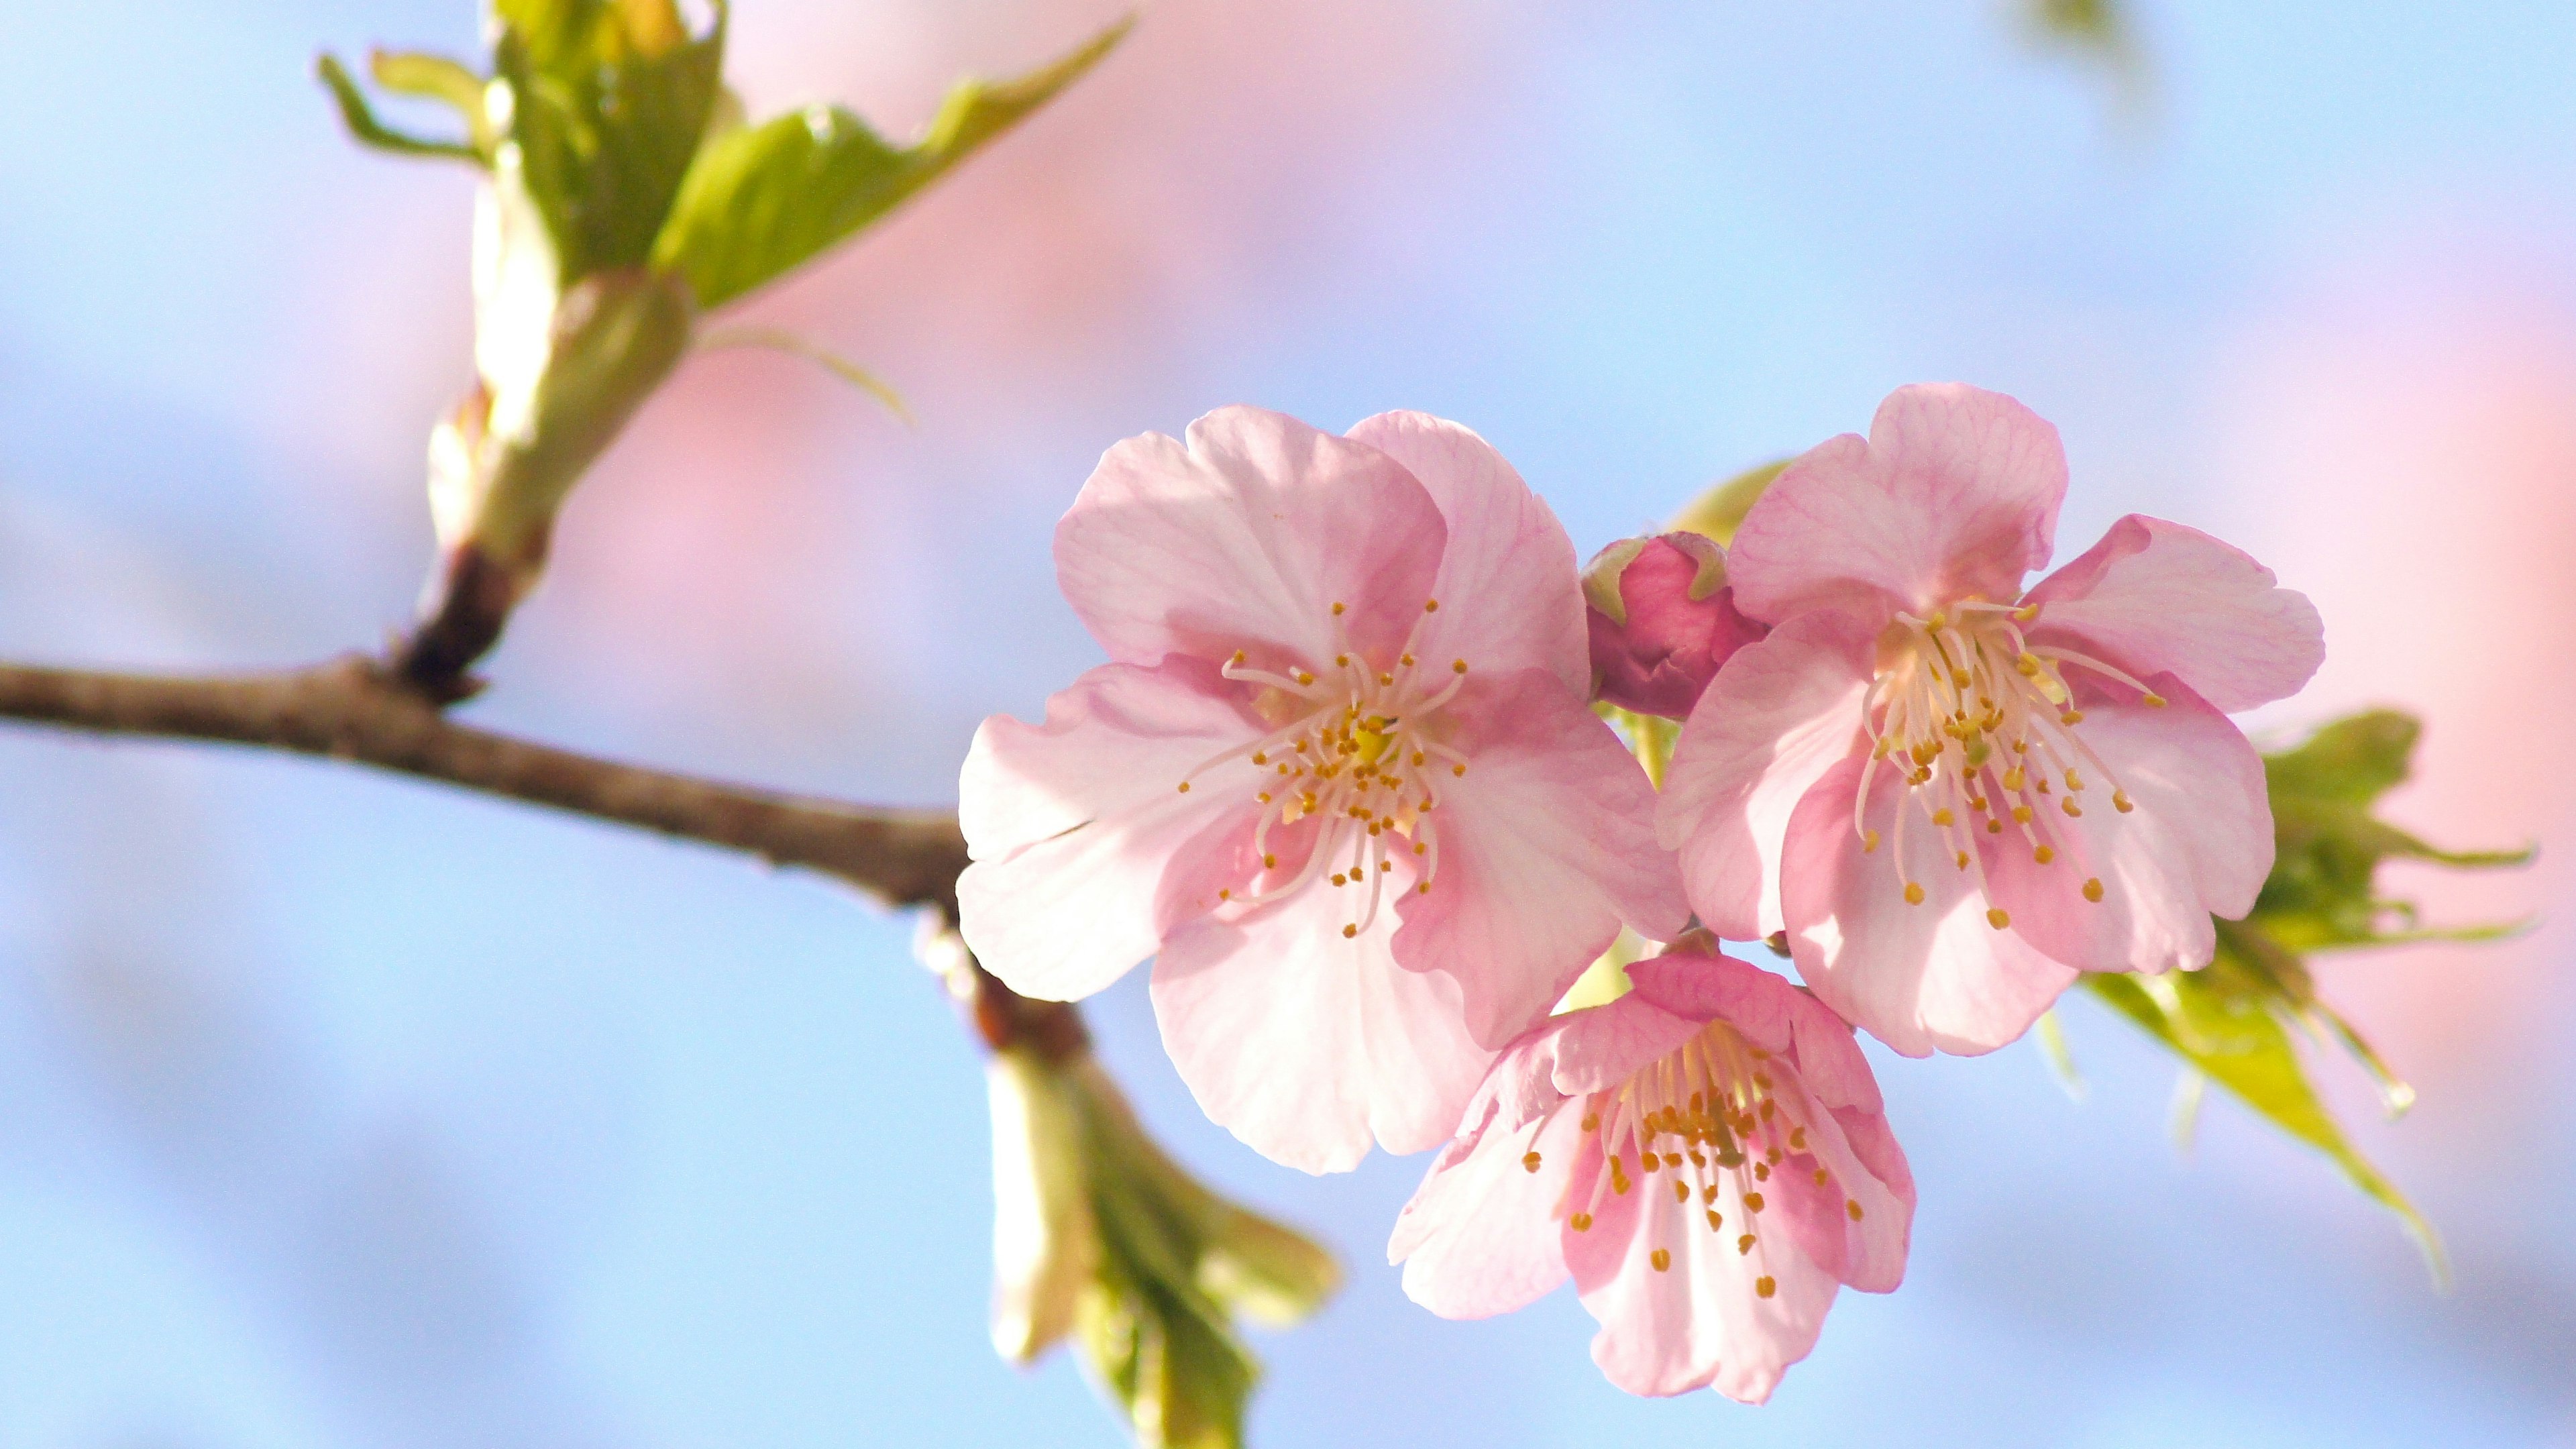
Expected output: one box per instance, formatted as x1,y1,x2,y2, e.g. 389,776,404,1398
1583,533,1766,718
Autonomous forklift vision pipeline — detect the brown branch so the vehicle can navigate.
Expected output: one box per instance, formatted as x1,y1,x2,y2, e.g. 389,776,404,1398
0,653,969,909
0,653,1089,1059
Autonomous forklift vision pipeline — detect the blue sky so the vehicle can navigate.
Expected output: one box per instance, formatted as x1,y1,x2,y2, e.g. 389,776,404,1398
0,2,2571,1446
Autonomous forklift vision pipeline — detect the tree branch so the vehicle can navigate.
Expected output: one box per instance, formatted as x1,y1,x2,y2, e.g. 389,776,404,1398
0,653,1090,1058
0,652,977,909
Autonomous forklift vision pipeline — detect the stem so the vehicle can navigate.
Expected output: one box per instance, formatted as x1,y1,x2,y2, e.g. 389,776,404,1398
0,653,1084,1057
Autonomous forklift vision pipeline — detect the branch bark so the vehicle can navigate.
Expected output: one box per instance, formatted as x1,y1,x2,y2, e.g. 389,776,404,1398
0,654,1089,1057
0,654,974,908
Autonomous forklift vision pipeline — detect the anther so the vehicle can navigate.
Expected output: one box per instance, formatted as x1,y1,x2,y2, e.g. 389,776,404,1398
1570,1212,1593,1231
1262,853,1277,868
1331,601,1346,616
1522,1151,1542,1173
1424,599,1440,613
1582,1112,1600,1131
1954,849,1970,870
1218,889,1232,901
1673,1181,1688,1203
1903,881,1926,906
2082,877,2105,902
1452,659,1468,675
2061,798,2083,818
1846,1199,1864,1221
1813,1167,1830,1186
1986,907,2010,929
2143,692,2167,708
2113,790,2134,814
1737,1234,1756,1255
2012,805,2034,823
1341,924,1358,938
2033,845,2053,865
1931,808,1954,826
1176,782,1190,793
1707,1209,1724,1231
2061,708,2084,725
1331,873,1347,886
1745,1192,1765,1213
1756,1276,1777,1299
1862,828,1880,853
1651,1248,1672,1273
1452,764,1466,777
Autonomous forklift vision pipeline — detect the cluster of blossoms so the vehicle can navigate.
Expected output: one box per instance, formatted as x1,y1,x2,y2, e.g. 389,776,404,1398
959,384,2322,1402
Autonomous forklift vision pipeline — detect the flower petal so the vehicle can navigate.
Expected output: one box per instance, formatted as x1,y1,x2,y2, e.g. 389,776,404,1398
1729,383,2067,623
1395,669,1686,1048
1347,411,1590,696
1571,1156,1841,1403
1625,952,1914,1293
1585,534,1769,719
1390,1104,1587,1318
1057,405,1446,669
1984,677,2273,974
1658,613,1874,940
2021,514,2325,714
1152,883,1493,1173
958,658,1266,1002
1778,755,2080,1057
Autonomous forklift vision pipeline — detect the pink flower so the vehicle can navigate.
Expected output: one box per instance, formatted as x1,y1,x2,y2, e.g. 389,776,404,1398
1388,943,1915,1404
959,406,1686,1173
1583,533,1769,718
1658,384,2325,1056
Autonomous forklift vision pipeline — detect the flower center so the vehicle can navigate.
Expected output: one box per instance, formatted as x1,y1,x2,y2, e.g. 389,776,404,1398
1529,1022,1856,1301
1175,599,1471,940
1857,600,2167,924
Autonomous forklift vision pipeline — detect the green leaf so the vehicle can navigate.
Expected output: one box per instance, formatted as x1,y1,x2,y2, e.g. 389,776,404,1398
2076,708,2535,1282
1668,458,1789,548
2084,955,2445,1279
2254,710,2532,953
491,1,729,282
368,49,496,154
652,16,1132,310
316,52,482,164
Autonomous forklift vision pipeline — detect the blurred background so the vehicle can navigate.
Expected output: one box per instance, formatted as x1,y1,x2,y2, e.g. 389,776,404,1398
1,0,2571,1444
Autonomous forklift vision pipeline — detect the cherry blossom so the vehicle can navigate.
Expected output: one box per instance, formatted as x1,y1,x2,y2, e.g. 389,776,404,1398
959,406,1685,1171
1389,944,1914,1403
1659,384,2324,1055
1583,532,1768,719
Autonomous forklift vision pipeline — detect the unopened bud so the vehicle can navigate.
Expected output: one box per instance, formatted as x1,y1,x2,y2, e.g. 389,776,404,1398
1584,533,1767,718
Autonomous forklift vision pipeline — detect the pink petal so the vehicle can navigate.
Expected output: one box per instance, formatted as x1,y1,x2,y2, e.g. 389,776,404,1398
1056,406,1446,671
1395,669,1687,1048
1389,1105,1587,1318
1658,613,1874,940
1729,384,2067,623
1763,1075,1914,1296
1571,1166,1841,1403
1529,994,1708,1103
1347,411,1591,697
1624,953,1914,1291
957,658,1267,1002
1778,755,2080,1057
1585,534,1769,719
1985,678,2273,975
1151,884,1493,1173
2021,514,2326,714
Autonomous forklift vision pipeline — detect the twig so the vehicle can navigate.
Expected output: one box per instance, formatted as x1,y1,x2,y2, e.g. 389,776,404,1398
0,653,1085,1056
0,654,968,908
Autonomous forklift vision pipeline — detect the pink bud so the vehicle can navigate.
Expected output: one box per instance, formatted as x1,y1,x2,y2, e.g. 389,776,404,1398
1584,533,1766,718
